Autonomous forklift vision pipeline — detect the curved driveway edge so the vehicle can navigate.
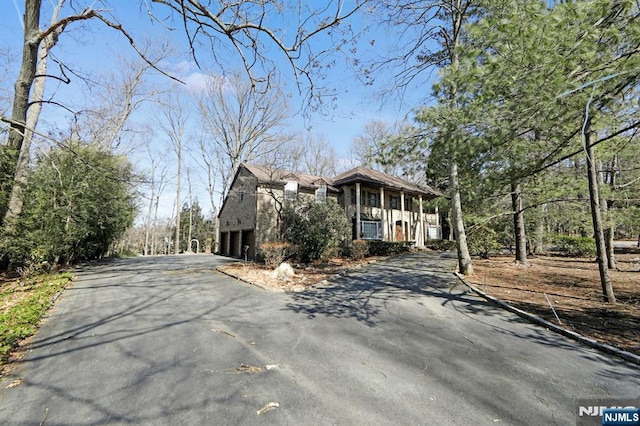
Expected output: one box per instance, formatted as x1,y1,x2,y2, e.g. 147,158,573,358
454,271,640,366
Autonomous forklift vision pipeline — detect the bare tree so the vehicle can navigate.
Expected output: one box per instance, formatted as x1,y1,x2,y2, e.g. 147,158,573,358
155,90,190,255
143,139,170,256
351,120,398,171
149,0,370,105
299,133,338,177
185,167,194,253
79,49,168,153
198,72,292,201
1,0,172,235
0,47,16,120
191,131,221,253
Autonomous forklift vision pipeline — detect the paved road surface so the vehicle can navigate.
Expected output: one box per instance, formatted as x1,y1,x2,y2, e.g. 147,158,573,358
0,252,638,425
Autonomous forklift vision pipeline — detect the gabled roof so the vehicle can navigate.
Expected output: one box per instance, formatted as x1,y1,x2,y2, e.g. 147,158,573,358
243,163,340,192
332,166,441,199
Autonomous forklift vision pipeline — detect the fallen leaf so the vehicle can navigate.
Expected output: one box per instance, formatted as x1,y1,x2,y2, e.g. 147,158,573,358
6,378,23,388
257,401,280,415
234,364,263,374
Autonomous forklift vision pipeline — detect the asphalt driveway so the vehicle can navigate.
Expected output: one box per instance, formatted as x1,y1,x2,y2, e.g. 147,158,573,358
0,252,638,425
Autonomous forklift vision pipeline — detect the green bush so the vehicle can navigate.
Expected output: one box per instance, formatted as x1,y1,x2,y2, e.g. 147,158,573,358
260,241,295,268
553,235,596,257
17,142,137,267
367,240,413,256
350,240,369,260
423,239,456,251
283,199,351,263
467,225,501,258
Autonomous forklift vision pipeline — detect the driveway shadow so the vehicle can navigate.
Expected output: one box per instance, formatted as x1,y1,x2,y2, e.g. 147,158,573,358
284,251,498,326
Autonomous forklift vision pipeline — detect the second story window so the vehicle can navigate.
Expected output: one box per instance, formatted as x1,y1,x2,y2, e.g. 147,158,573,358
404,196,412,211
390,195,399,210
368,192,379,207
316,185,327,203
284,181,298,201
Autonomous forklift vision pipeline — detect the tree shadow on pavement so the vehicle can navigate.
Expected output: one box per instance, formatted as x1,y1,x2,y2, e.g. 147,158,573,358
284,252,499,327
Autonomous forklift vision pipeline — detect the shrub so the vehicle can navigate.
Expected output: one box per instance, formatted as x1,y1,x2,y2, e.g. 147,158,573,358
350,240,369,260
283,199,352,263
367,240,413,256
423,239,456,251
553,235,596,257
467,225,501,259
259,242,295,268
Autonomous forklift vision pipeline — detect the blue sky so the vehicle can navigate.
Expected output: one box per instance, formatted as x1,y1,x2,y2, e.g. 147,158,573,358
1,1,430,217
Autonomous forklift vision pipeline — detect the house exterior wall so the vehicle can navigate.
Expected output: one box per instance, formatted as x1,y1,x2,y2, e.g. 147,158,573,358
218,167,258,258
255,186,284,254
339,183,440,243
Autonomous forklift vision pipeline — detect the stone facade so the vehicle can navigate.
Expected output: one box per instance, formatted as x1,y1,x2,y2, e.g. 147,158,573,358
218,166,259,260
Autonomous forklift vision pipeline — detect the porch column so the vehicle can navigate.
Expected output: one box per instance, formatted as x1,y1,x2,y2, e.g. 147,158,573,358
419,194,425,247
400,191,406,241
380,187,386,240
436,206,441,239
355,182,361,240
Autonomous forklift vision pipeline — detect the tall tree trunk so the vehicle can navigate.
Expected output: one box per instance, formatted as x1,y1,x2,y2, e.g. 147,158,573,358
144,176,155,256
186,170,193,253
602,157,617,270
604,228,616,270
174,148,181,255
511,181,529,265
447,0,472,276
3,1,66,235
6,0,41,155
449,157,473,275
3,0,43,231
585,127,616,303
532,204,547,255
152,195,160,255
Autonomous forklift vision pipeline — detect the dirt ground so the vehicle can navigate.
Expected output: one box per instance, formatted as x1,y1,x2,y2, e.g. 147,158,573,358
219,250,640,357
465,251,640,357
217,257,383,293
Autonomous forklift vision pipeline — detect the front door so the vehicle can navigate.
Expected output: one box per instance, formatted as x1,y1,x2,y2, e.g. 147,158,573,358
395,221,404,241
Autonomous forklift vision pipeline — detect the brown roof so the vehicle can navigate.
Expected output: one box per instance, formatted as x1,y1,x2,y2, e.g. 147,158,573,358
332,166,441,199
243,164,340,192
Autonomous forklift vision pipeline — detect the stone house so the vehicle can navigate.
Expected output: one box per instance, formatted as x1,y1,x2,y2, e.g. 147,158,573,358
218,163,442,260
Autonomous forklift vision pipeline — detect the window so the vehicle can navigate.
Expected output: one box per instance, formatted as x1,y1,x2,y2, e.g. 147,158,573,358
390,195,399,210
361,190,380,207
368,192,379,207
239,191,244,202
316,185,327,203
404,196,412,211
351,188,357,205
284,181,298,201
360,221,382,240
